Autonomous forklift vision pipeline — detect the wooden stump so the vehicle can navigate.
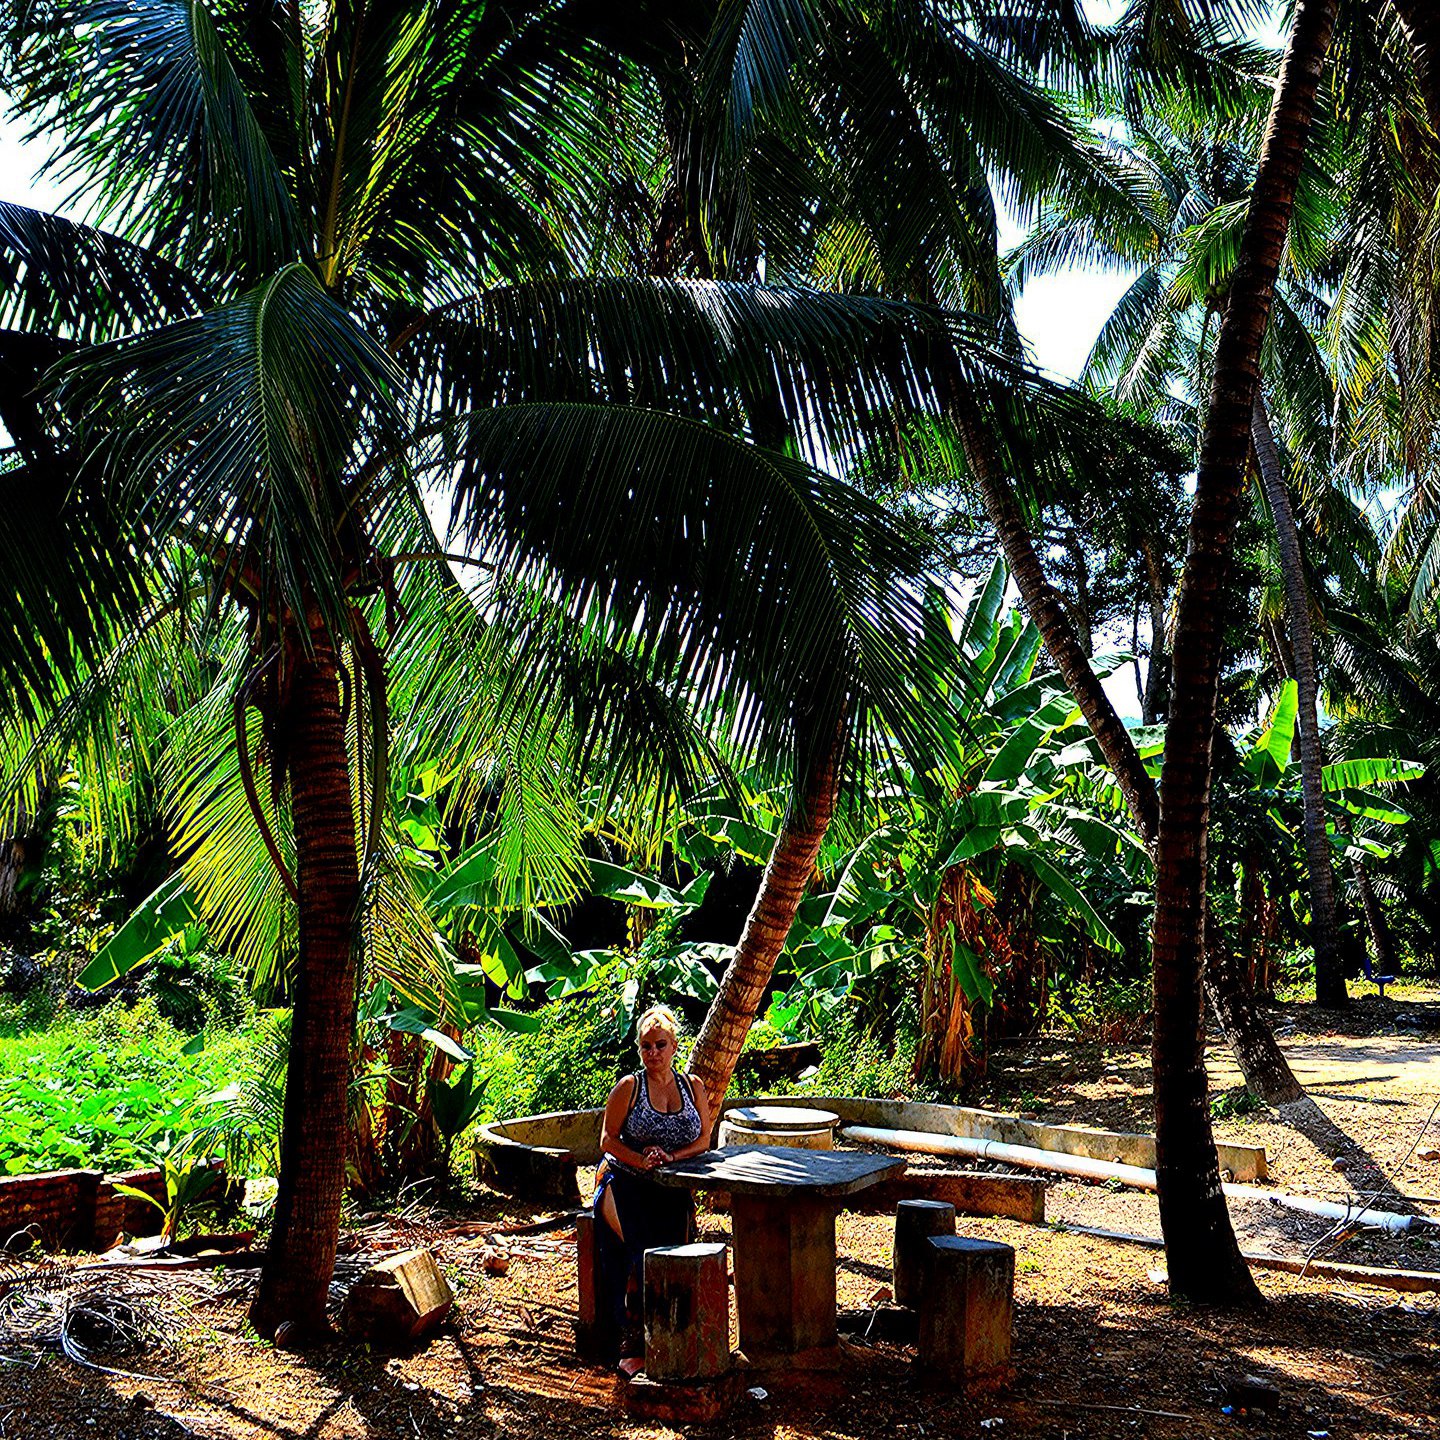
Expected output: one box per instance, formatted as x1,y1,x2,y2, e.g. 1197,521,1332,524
340,1248,453,1347
917,1235,1014,1391
643,1242,730,1381
893,1199,956,1309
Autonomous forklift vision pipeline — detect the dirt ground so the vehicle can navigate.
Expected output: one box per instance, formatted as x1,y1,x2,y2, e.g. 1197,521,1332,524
3,987,1439,1440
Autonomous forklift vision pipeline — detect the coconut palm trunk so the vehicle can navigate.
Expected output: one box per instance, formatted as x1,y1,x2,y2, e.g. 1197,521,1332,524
250,639,362,1339
1353,860,1399,976
946,379,1161,839
1153,0,1338,1304
1251,394,1347,1006
690,723,843,1114
1140,539,1171,724
945,366,1301,1102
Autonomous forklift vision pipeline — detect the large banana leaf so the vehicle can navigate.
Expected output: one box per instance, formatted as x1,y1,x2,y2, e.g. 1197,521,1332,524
77,872,202,991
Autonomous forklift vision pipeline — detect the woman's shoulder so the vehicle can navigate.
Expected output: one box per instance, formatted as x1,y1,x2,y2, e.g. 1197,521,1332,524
605,1073,641,1105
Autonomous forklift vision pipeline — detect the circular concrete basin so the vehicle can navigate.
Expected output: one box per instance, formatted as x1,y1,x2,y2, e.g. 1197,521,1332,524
718,1104,840,1150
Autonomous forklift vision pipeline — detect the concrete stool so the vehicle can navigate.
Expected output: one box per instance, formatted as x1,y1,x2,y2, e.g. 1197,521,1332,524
643,1242,730,1381
625,1242,740,1423
917,1235,1014,1392
893,1198,956,1308
574,1211,602,1358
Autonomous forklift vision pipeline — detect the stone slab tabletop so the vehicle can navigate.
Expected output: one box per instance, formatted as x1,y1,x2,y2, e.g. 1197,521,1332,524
655,1145,905,1198
725,1105,840,1131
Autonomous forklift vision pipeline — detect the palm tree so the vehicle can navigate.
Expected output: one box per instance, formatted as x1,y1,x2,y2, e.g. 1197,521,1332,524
0,1,986,1337
1152,0,1339,1302
1030,80,1358,1006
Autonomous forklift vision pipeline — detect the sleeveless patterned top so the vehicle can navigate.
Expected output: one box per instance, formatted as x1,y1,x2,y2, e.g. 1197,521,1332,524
617,1070,702,1170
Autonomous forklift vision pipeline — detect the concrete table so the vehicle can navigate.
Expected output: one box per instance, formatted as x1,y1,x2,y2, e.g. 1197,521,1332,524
655,1145,905,1366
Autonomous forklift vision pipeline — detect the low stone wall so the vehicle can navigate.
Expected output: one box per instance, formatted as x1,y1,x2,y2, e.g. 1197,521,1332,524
472,1091,1268,1200
0,1162,221,1253
0,1167,103,1250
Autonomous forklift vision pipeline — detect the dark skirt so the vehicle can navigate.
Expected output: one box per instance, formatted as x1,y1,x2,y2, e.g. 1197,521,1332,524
593,1164,695,1359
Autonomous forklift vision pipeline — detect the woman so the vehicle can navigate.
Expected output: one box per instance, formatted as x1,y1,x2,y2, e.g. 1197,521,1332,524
594,1004,712,1375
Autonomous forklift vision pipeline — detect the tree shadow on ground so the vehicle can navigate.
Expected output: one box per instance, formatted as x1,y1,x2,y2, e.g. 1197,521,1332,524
1274,1094,1421,1211
1006,1281,1436,1440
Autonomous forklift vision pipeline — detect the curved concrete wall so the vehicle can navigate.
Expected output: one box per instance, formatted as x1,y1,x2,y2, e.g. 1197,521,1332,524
472,1091,1267,1196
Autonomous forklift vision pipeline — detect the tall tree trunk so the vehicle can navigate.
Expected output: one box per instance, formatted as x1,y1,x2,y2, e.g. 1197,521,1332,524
947,371,1300,1102
1140,539,1170,724
947,384,1160,840
1153,0,1337,1305
251,641,361,1340
690,725,843,1114
1391,0,1440,134
1353,860,1399,977
1251,394,1347,1006
1204,907,1303,1103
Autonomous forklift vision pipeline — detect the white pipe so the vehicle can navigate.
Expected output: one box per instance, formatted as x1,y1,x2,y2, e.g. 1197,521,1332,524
843,1124,1438,1234
1223,1184,1430,1234
841,1124,1159,1190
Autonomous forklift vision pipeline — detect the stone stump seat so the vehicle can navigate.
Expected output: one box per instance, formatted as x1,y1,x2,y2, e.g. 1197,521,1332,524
892,1198,957,1308
917,1234,1015,1392
642,1242,730,1381
575,1210,602,1358
624,1242,741,1424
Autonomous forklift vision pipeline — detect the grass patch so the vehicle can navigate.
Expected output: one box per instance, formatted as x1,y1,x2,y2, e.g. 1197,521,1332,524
0,998,257,1175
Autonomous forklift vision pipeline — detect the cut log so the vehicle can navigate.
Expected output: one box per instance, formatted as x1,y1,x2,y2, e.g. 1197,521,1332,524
893,1200,956,1309
339,1248,453,1347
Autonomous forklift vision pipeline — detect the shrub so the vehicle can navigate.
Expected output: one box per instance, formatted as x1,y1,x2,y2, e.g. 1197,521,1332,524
0,1002,257,1174
475,990,634,1121
794,992,930,1100
1050,977,1152,1044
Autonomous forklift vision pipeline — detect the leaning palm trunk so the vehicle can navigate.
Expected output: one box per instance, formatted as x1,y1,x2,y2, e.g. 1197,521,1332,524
251,641,362,1339
1153,0,1338,1304
947,381,1161,840
944,363,1300,1102
1251,394,1346,1006
690,725,843,1114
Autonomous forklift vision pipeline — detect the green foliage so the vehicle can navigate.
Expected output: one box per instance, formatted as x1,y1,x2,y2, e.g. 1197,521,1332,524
111,1135,223,1242
474,990,634,1121
1050,978,1153,1045
1210,1086,1265,1121
0,1000,255,1175
794,997,930,1101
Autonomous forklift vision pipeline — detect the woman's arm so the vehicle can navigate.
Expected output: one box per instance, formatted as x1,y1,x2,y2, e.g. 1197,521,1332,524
599,1077,660,1170
665,1073,712,1161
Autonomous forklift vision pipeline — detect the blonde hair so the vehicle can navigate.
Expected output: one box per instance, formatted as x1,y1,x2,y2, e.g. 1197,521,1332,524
636,1004,681,1042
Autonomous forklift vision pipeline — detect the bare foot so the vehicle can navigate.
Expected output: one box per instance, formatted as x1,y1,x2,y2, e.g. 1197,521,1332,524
618,1356,644,1378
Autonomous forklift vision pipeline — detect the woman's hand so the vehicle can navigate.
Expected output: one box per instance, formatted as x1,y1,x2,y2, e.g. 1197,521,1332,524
642,1145,673,1169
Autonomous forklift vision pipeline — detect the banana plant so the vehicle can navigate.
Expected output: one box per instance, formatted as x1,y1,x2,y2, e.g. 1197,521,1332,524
760,561,1146,1085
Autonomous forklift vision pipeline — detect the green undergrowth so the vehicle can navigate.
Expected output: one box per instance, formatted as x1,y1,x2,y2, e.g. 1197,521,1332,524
0,998,257,1175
